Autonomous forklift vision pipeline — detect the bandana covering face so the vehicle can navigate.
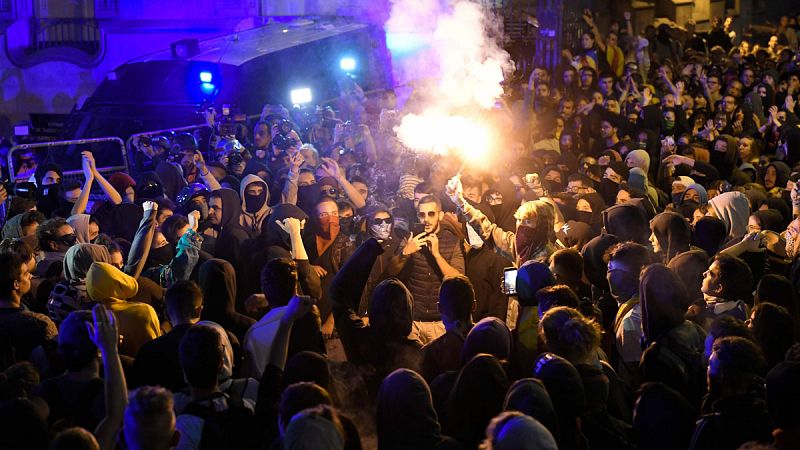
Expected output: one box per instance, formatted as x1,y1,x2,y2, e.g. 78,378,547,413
516,224,546,264
244,190,266,214
371,222,392,240
339,216,354,235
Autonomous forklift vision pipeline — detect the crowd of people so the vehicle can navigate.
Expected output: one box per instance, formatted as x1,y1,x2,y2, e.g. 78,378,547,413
1,8,800,450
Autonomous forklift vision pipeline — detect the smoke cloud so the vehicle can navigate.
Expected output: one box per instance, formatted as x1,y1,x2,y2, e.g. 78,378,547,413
385,0,514,156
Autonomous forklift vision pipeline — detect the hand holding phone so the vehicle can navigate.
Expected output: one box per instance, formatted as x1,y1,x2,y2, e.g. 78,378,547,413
502,267,518,296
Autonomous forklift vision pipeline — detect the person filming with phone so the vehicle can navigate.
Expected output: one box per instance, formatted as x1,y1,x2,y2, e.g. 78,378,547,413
387,195,465,344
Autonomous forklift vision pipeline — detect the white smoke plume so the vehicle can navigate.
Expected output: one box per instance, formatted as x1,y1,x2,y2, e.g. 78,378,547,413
385,0,514,157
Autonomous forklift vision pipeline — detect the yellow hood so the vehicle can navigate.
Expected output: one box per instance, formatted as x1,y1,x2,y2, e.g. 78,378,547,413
86,262,139,302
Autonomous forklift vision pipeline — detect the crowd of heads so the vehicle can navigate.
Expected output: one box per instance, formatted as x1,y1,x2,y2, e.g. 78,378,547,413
1,9,800,450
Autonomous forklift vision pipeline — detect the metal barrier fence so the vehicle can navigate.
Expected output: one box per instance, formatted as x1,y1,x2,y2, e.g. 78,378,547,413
8,137,129,188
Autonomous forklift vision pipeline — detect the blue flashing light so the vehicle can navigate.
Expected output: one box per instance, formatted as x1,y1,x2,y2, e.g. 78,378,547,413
200,82,216,94
199,71,213,83
340,57,356,71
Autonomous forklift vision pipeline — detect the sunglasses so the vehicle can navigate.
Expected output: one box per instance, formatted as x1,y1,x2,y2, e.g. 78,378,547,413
55,234,77,246
417,211,438,219
373,217,393,225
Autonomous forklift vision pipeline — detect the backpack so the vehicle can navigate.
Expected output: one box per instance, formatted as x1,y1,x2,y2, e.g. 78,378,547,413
182,391,260,450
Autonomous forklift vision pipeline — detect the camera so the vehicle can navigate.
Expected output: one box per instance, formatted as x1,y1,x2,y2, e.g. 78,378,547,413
2,181,37,199
138,136,152,147
227,150,244,169
277,119,293,136
272,133,298,151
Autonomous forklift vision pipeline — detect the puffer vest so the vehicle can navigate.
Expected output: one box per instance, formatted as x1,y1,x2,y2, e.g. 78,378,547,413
402,228,461,321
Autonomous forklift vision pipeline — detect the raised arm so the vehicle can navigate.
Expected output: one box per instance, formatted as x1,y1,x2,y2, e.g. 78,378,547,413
584,10,606,52
359,124,378,164
124,201,158,278
447,175,518,262
89,303,127,450
194,151,222,191
72,152,95,216
84,152,122,205
319,157,366,209
281,152,303,205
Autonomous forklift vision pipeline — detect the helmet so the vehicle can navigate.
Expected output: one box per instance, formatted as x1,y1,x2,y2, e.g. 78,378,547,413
174,132,198,152
151,136,171,152
48,280,93,324
176,183,209,207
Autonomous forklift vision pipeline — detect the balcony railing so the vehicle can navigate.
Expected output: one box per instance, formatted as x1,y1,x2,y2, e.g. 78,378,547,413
5,18,106,68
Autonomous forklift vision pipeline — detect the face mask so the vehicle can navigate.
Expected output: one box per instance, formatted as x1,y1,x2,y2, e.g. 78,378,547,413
672,192,684,205
245,190,267,213
148,244,175,266
598,178,619,205
318,215,340,239
515,224,547,264
466,223,484,249
371,223,392,240
339,216,354,235
663,119,675,129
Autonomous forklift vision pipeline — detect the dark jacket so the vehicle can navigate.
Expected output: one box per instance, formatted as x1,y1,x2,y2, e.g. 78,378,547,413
130,323,192,392
398,224,465,321
330,238,422,392
213,188,250,269
198,259,256,343
688,392,773,450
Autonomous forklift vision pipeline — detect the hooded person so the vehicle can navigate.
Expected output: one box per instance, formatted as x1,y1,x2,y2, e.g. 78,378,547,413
649,212,692,264
512,261,556,377
445,354,510,450
710,134,739,181
460,317,512,367
198,259,256,343
376,368,461,450
483,412,558,450
556,220,594,250
209,188,249,268
155,160,187,202
239,174,272,236
66,214,97,244
625,149,650,173
668,249,710,306
330,238,422,392
2,213,26,239
237,203,321,304
172,320,259,414
503,378,560,441
678,183,708,207
632,382,696,450
85,261,161,356
602,203,650,245
638,264,706,406
533,353,588,450
691,216,727,257
764,161,791,192
707,191,750,240
47,244,112,323
135,171,166,200
283,406,345,450
575,193,606,235
33,163,64,217
109,172,136,203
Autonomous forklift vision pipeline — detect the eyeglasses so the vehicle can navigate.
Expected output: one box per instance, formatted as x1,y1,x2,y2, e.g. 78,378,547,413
320,188,339,196
373,217,393,225
417,211,438,219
